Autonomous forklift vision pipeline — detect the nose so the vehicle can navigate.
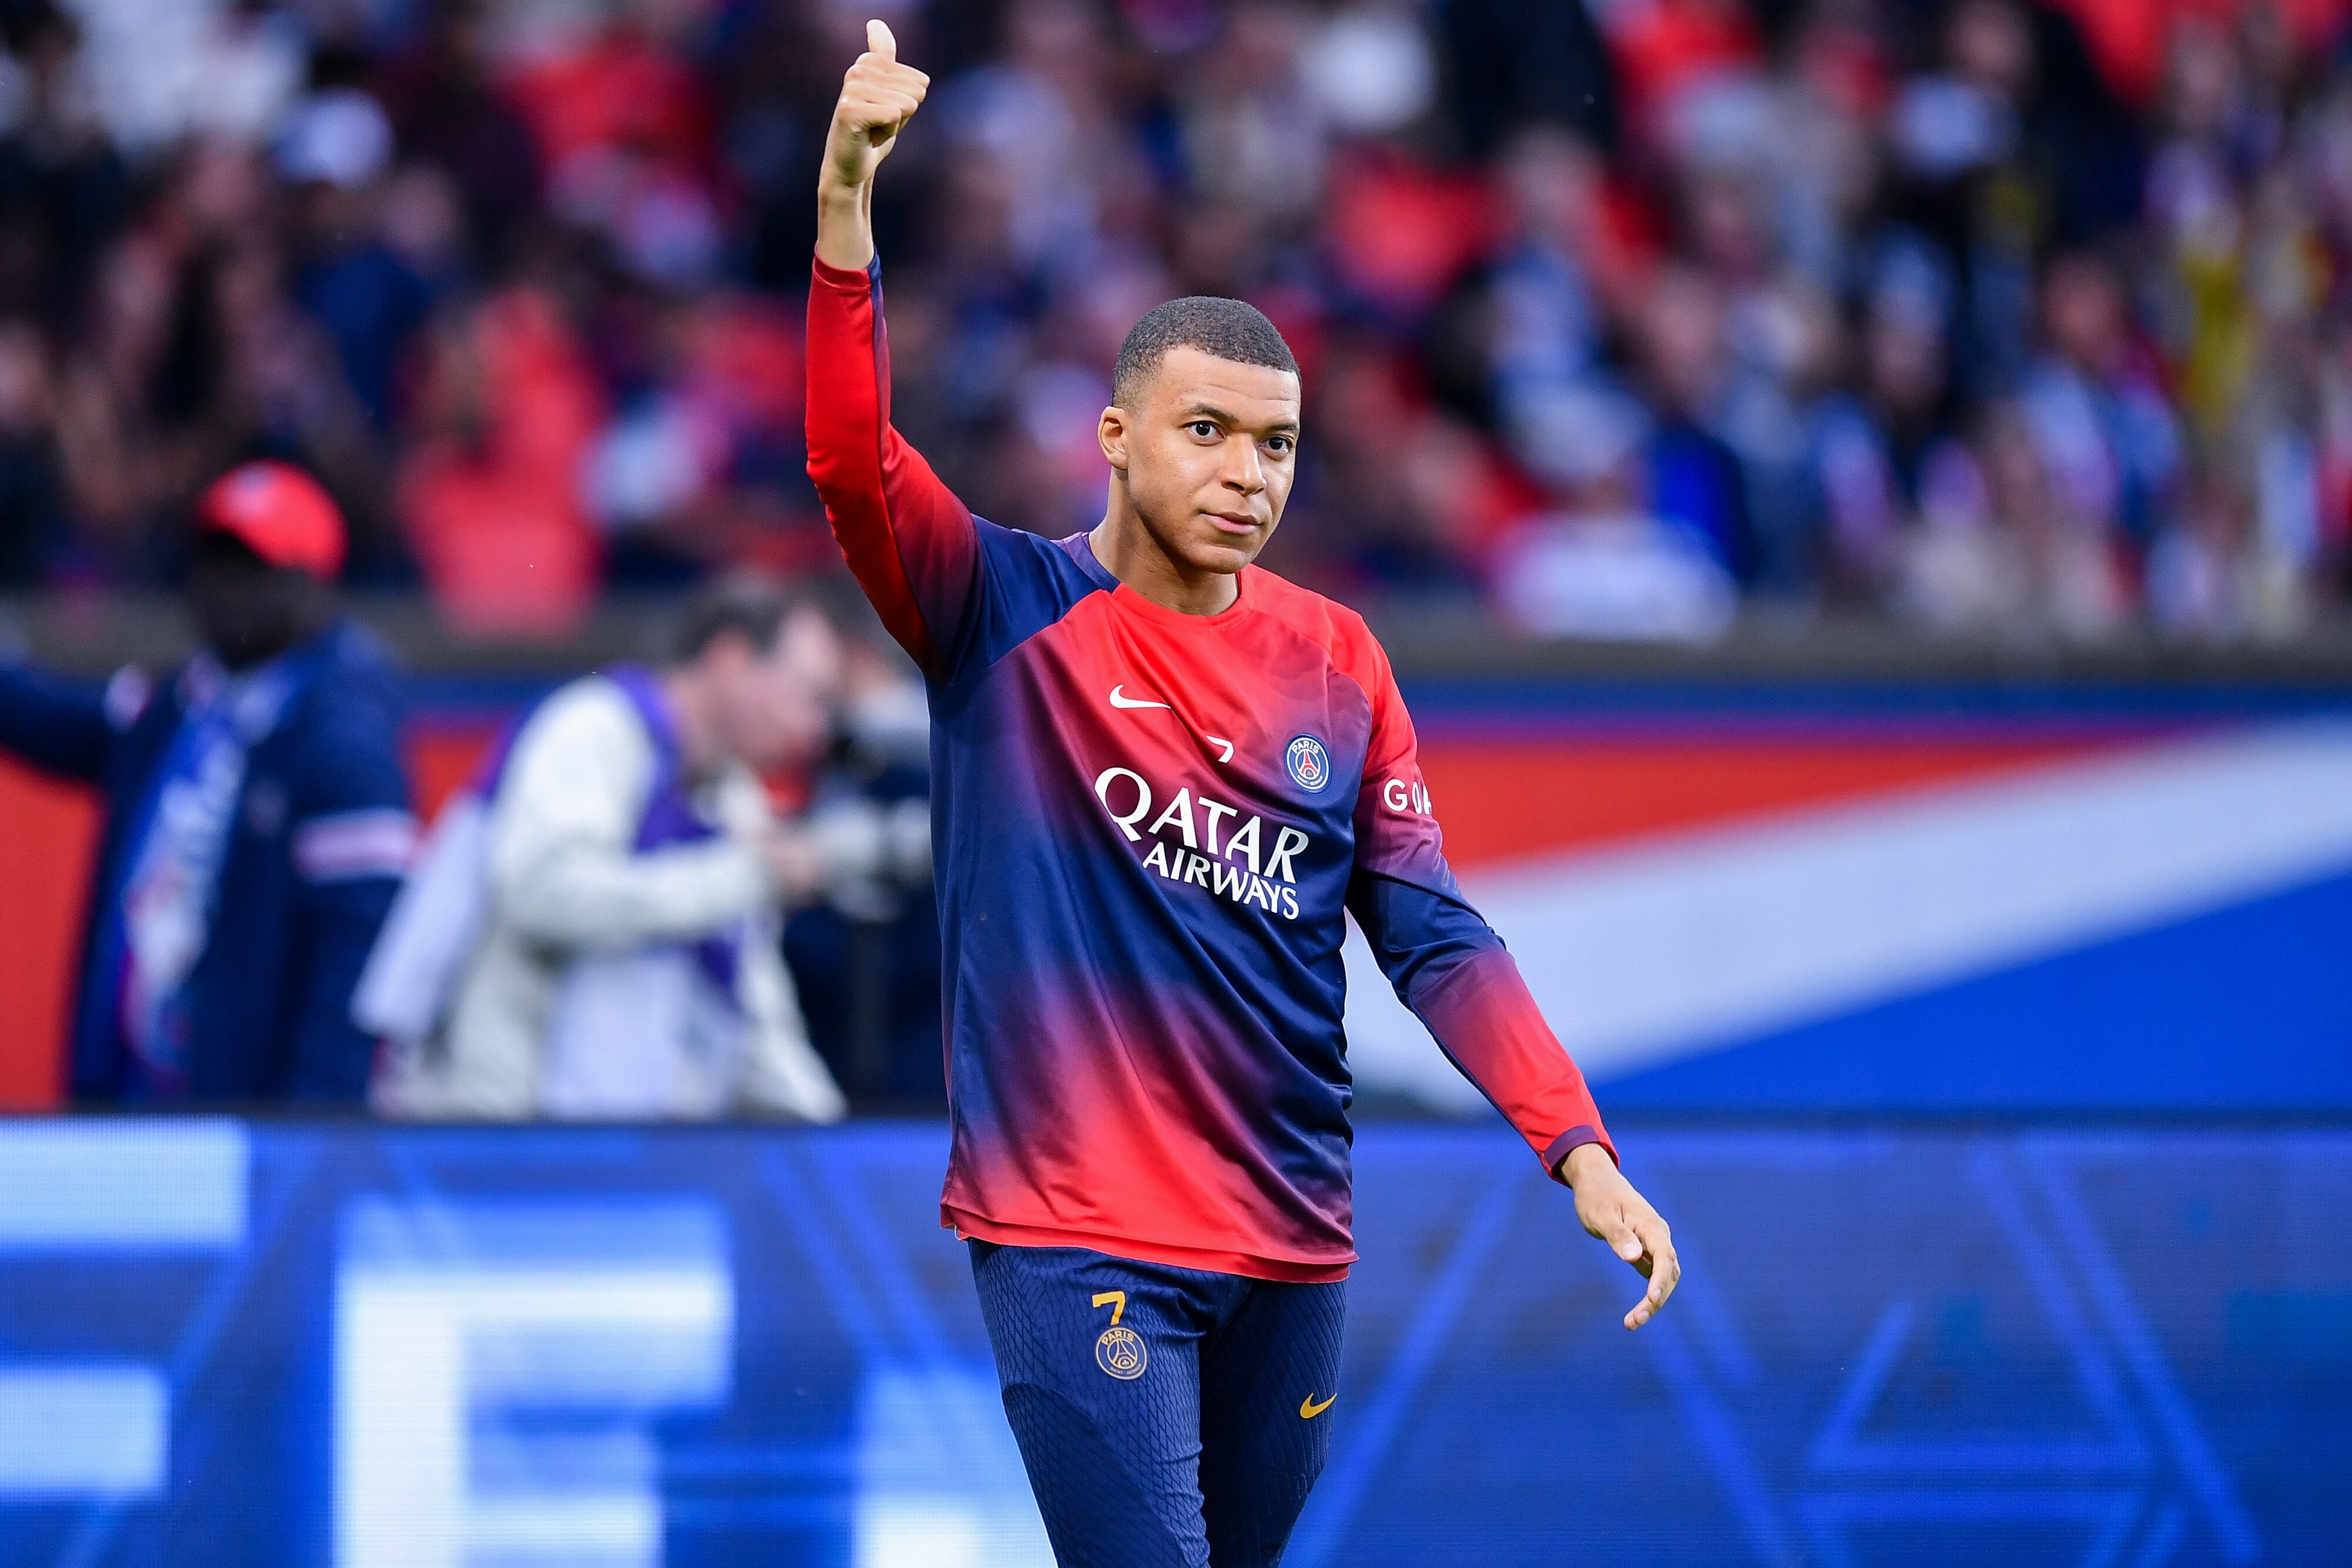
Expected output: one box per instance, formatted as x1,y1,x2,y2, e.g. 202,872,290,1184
1221,436,1266,497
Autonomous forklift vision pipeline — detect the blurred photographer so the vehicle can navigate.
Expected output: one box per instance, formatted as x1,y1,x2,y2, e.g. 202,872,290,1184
365,578,847,1121
0,460,413,1104
784,621,940,1104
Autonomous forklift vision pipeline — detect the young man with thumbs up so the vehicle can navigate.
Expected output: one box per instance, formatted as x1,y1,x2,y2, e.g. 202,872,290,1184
806,21,1679,1564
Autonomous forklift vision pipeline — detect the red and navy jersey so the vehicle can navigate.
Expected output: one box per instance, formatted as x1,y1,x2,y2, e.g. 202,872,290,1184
807,256,1612,1282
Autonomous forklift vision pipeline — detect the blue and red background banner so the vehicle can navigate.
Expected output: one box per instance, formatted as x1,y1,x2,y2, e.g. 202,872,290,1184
0,1118,2341,1567
7,675,2347,1112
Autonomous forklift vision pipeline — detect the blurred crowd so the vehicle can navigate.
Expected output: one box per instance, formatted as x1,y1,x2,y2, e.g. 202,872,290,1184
1,0,2350,643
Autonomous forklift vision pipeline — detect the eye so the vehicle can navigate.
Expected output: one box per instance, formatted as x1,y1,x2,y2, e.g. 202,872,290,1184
1265,434,1294,455
1187,420,1219,439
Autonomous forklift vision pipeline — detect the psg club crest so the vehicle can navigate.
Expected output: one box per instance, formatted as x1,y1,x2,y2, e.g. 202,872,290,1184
1096,1325,1148,1380
1285,735,1332,793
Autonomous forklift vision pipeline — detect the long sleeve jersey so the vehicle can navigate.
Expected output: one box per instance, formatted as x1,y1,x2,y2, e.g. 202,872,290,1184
807,255,1612,1281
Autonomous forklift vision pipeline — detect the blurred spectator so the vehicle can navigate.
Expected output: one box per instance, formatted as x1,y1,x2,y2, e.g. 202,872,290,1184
0,320,65,583
784,618,940,1104
1813,255,1970,594
2019,249,2182,554
1899,395,2133,636
0,0,2340,644
380,1,542,272
1480,130,1621,426
1636,263,1760,581
368,576,847,1122
1438,0,1618,156
0,460,412,1103
280,86,437,428
1494,379,1739,640
396,283,603,630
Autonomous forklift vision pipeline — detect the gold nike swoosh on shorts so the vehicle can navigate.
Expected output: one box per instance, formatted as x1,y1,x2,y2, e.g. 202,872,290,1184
1298,1393,1336,1419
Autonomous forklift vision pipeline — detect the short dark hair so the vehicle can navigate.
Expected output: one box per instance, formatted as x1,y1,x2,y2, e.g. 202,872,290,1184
1111,296,1299,407
670,574,825,663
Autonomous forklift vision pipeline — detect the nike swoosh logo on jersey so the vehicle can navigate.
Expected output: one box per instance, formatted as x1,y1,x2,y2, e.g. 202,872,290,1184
1108,686,1172,710
1299,1393,1336,1419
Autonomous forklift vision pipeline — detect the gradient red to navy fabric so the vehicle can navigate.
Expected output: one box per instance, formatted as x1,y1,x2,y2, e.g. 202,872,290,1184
808,256,1613,1281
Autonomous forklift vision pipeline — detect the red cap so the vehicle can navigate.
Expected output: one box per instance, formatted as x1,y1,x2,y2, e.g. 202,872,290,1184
195,462,346,580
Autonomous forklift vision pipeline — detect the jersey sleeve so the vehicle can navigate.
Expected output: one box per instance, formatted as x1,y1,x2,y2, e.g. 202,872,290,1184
805,255,983,680
1345,644,1615,1177
282,681,417,1101
0,661,119,782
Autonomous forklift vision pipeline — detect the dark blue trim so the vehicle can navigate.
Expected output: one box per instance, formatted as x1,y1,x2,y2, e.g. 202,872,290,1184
1541,1124,1605,1176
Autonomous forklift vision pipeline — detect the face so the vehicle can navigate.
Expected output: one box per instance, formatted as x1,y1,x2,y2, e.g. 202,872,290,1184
1640,270,1724,413
1866,310,1946,417
1100,345,1302,577
708,607,844,775
188,533,318,670
1950,0,2033,100
2043,258,2123,372
1980,404,2052,527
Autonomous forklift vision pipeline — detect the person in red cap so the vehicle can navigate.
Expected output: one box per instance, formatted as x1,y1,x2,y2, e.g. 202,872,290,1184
188,460,347,664
0,460,417,1104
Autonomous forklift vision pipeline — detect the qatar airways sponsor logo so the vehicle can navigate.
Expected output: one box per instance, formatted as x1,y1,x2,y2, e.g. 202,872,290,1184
1093,767,1308,920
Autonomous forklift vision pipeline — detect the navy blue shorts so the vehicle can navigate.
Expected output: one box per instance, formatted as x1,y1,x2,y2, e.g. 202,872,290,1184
968,1241,1347,1568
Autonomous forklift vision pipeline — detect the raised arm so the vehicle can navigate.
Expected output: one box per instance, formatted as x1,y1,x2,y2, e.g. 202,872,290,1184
1346,644,1679,1330
0,661,118,782
805,21,979,680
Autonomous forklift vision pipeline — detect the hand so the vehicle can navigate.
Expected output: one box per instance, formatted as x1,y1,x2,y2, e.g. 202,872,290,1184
821,20,930,197
761,827,824,905
1562,1142,1680,1330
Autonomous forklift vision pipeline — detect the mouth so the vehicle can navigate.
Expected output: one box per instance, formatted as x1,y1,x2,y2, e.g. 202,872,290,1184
1205,511,1262,537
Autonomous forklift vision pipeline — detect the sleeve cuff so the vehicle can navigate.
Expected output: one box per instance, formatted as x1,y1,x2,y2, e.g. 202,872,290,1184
1543,1125,1615,1182
812,254,881,290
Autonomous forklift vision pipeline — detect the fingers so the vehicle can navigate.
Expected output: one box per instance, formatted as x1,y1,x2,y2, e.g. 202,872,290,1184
1575,1173,1681,1331
843,85,926,130
835,70,928,158
844,59,929,98
842,28,929,139
851,19,925,90
1622,1212,1680,1332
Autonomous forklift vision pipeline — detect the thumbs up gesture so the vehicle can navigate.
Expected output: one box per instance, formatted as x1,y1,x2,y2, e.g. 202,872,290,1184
823,19,930,195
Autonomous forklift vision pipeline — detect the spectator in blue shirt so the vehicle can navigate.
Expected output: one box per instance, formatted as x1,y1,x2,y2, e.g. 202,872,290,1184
0,461,415,1104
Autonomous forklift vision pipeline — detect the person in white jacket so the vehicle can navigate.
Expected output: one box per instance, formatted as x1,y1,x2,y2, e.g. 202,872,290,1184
368,580,850,1122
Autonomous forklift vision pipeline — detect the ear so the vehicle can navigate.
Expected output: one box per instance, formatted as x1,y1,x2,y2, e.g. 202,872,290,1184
1098,404,1131,473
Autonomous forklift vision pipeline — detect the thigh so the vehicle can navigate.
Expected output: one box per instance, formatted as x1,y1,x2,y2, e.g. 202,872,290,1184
968,1241,1217,1568
1197,1278,1347,1568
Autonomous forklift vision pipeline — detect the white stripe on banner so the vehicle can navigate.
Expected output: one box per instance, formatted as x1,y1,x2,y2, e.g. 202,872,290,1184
1345,721,2352,1103
0,1366,168,1496
0,1121,248,1247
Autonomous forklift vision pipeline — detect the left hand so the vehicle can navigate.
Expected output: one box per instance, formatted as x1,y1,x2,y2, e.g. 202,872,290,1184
1561,1143,1680,1330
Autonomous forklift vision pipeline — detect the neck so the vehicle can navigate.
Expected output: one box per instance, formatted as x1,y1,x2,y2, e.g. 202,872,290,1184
1089,497,1240,617
660,668,723,780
